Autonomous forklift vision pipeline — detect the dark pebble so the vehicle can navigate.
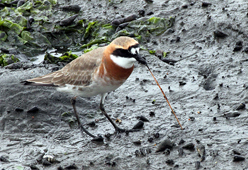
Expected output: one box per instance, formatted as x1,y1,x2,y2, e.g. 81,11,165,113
202,2,212,7
118,22,129,29
224,112,241,118
132,121,144,129
236,103,246,110
178,139,185,145
104,133,112,140
213,117,217,121
57,166,63,170
182,4,188,9
195,161,201,169
138,10,145,16
153,132,160,138
233,155,245,162
112,18,125,26
15,107,24,112
149,111,155,117
236,41,243,46
146,11,154,16
179,81,186,86
0,155,9,162
60,5,81,13
30,164,39,170
214,30,228,38
42,159,52,166
91,136,104,142
148,137,154,143
189,117,195,121
60,14,78,26
232,149,241,155
156,139,174,152
165,159,174,166
164,148,170,155
133,140,142,145
178,148,184,157
87,121,96,127
213,93,219,100
64,163,78,169
233,45,242,52
27,106,39,113
124,14,138,23
182,143,195,151
136,115,149,122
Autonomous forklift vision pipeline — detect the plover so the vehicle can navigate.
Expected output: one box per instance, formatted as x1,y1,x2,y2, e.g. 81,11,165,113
24,36,147,139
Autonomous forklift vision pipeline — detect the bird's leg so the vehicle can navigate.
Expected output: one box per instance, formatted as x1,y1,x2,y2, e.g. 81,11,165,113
71,97,102,139
100,94,140,133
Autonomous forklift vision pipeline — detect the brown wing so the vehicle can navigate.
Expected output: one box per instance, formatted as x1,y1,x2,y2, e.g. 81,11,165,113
24,47,105,87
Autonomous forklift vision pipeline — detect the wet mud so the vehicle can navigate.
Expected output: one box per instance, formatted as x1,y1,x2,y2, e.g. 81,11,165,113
1,0,248,169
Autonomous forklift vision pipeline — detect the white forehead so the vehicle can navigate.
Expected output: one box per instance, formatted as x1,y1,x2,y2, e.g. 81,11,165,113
130,47,140,55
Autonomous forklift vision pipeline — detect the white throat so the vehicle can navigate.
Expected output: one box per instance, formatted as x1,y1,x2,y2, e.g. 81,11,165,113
110,54,136,69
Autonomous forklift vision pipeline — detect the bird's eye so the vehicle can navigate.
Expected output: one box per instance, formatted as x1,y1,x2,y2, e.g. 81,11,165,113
130,47,139,55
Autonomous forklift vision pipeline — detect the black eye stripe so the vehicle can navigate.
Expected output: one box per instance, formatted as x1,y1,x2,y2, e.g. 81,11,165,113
128,44,139,52
112,48,136,58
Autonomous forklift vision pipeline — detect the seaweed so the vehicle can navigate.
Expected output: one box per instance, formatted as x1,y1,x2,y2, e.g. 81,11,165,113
0,53,19,67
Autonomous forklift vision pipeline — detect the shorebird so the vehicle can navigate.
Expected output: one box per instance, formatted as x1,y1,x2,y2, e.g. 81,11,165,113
24,36,147,140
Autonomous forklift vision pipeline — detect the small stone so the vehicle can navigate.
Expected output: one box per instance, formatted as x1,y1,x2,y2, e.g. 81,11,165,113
27,106,39,113
232,149,241,155
132,121,144,129
166,159,174,166
178,139,185,145
148,137,154,143
15,108,24,112
179,81,186,86
233,155,245,162
182,143,195,151
153,133,160,138
236,103,245,110
202,2,211,7
156,139,174,152
214,30,228,38
42,159,52,166
0,155,9,162
149,111,155,117
136,115,149,122
182,4,188,9
138,10,145,16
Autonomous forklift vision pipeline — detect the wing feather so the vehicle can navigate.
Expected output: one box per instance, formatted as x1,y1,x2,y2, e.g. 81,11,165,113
25,47,105,87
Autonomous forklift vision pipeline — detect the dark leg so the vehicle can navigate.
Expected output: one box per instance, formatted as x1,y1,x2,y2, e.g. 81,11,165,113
71,97,101,139
100,94,140,133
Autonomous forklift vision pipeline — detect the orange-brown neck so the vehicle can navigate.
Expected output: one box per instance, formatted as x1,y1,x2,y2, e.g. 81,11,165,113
98,45,134,81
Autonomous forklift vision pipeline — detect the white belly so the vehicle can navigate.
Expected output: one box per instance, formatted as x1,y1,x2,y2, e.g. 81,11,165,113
56,80,123,97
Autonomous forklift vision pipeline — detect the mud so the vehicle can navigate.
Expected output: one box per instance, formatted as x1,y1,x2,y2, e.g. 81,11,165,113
1,0,248,169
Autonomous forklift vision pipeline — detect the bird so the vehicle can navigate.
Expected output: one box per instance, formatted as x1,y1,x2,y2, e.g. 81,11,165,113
23,36,147,140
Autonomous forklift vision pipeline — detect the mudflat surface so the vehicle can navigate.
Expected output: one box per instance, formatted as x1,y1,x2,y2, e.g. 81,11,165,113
1,0,248,169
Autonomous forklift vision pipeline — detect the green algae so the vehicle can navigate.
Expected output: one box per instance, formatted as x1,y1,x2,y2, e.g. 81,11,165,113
0,31,7,41
0,54,19,67
44,51,78,64
0,0,174,64
83,45,98,53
